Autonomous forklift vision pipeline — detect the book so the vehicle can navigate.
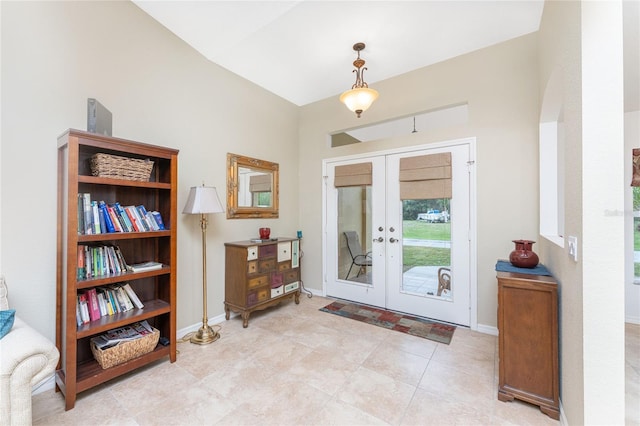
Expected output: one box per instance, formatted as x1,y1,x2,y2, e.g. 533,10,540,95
145,211,159,231
77,194,84,235
99,201,116,233
128,261,163,273
96,292,107,317
117,286,135,311
124,206,142,232
75,297,84,327
77,246,86,280
136,205,152,231
114,202,133,232
78,293,90,324
150,211,165,230
122,283,144,309
86,288,101,322
107,205,123,232
91,201,101,234
83,193,93,235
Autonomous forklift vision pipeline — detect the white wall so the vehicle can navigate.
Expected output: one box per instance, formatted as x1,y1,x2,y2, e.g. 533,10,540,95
299,33,540,330
537,1,626,423
0,1,299,338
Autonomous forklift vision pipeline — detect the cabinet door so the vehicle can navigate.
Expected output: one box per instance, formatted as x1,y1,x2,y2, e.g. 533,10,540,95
277,241,291,262
291,240,300,268
247,246,258,261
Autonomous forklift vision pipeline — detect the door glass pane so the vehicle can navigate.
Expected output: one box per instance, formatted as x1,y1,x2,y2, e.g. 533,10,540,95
337,186,372,283
401,198,452,299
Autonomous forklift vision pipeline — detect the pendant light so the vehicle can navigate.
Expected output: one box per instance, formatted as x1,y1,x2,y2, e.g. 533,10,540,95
339,42,379,118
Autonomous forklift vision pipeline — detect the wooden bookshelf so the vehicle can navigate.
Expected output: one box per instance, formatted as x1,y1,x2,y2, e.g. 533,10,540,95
56,129,178,410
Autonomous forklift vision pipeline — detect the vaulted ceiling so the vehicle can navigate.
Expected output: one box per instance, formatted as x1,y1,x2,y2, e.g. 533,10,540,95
133,1,638,111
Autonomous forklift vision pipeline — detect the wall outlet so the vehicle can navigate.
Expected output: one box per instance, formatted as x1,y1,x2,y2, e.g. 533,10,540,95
568,236,578,262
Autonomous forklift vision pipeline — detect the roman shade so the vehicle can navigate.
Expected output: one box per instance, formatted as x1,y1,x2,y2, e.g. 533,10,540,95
249,174,271,192
399,153,452,199
334,162,372,187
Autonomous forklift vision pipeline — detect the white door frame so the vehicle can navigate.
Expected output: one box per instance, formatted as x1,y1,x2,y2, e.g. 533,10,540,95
321,137,478,330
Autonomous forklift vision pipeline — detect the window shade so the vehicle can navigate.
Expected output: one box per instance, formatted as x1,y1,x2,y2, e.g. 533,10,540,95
632,149,640,187
334,162,372,187
249,174,271,192
399,153,452,199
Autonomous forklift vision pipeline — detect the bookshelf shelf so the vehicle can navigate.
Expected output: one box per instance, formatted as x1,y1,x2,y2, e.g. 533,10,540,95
56,129,178,410
78,175,172,189
75,267,171,289
77,231,171,242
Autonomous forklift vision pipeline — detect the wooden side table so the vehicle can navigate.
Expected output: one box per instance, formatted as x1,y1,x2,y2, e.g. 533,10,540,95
497,269,560,420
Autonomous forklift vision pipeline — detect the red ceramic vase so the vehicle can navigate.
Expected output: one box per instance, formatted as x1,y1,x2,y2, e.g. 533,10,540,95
509,239,539,268
259,227,271,239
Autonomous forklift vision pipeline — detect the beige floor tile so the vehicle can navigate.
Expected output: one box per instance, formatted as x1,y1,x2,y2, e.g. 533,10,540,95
310,397,388,425
380,331,439,359
491,398,559,425
286,348,361,395
419,358,495,411
363,343,430,386
401,387,493,425
337,365,416,424
30,297,638,425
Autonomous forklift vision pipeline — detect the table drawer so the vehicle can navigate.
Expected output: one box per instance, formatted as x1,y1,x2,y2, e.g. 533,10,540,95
284,281,299,293
271,285,284,298
248,275,269,289
284,269,299,284
258,259,276,273
247,261,258,274
259,244,277,258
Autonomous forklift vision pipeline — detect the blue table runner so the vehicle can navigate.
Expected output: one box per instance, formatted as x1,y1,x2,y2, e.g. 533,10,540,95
495,260,552,276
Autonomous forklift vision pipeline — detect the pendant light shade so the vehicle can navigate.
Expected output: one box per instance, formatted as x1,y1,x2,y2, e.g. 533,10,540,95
340,87,379,118
340,42,379,118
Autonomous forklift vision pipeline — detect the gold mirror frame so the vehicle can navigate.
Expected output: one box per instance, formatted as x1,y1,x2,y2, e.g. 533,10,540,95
227,153,279,219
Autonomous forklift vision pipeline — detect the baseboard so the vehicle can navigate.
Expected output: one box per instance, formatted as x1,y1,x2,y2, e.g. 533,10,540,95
560,400,568,425
476,323,498,336
626,316,640,325
177,312,228,340
32,375,55,395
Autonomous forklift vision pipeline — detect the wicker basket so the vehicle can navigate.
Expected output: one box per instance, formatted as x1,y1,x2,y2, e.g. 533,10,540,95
91,327,160,369
90,153,154,182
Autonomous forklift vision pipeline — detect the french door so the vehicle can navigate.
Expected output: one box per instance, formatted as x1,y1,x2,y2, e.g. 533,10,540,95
324,141,473,326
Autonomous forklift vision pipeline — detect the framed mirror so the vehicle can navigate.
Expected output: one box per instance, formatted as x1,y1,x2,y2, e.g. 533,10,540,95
227,153,279,219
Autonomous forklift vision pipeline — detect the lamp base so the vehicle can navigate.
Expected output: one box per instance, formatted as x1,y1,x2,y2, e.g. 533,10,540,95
189,324,220,345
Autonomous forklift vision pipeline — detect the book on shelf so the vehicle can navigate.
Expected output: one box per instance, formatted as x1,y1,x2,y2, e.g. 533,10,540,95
90,320,153,350
83,193,93,235
86,288,101,322
76,194,162,235
122,283,144,309
127,261,163,273
150,211,165,230
77,293,90,324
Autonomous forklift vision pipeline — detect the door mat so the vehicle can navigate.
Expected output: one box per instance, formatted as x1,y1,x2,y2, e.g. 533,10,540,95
319,300,456,345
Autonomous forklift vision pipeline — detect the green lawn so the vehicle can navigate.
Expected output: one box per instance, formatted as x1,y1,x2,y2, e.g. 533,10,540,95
403,220,451,240
402,220,451,269
403,246,450,268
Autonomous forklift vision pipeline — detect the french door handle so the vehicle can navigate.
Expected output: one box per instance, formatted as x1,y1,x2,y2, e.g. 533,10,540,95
389,237,399,243
373,237,384,243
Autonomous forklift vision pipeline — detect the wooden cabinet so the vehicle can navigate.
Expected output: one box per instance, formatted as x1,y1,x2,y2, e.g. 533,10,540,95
224,238,301,327
56,129,178,410
497,271,559,420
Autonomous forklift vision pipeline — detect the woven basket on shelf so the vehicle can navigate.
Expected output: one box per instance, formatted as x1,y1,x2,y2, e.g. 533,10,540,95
90,153,154,182
91,327,160,369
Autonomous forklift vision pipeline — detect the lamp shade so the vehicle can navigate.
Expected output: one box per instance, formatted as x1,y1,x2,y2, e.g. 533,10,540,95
340,87,379,115
183,185,224,214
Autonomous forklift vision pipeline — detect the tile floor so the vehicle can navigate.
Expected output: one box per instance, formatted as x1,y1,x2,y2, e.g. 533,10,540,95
32,296,639,425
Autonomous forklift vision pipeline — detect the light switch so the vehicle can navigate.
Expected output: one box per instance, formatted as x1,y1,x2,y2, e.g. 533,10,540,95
568,236,578,262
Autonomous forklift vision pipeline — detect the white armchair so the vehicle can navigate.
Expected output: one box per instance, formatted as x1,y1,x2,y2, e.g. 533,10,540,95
0,276,59,426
